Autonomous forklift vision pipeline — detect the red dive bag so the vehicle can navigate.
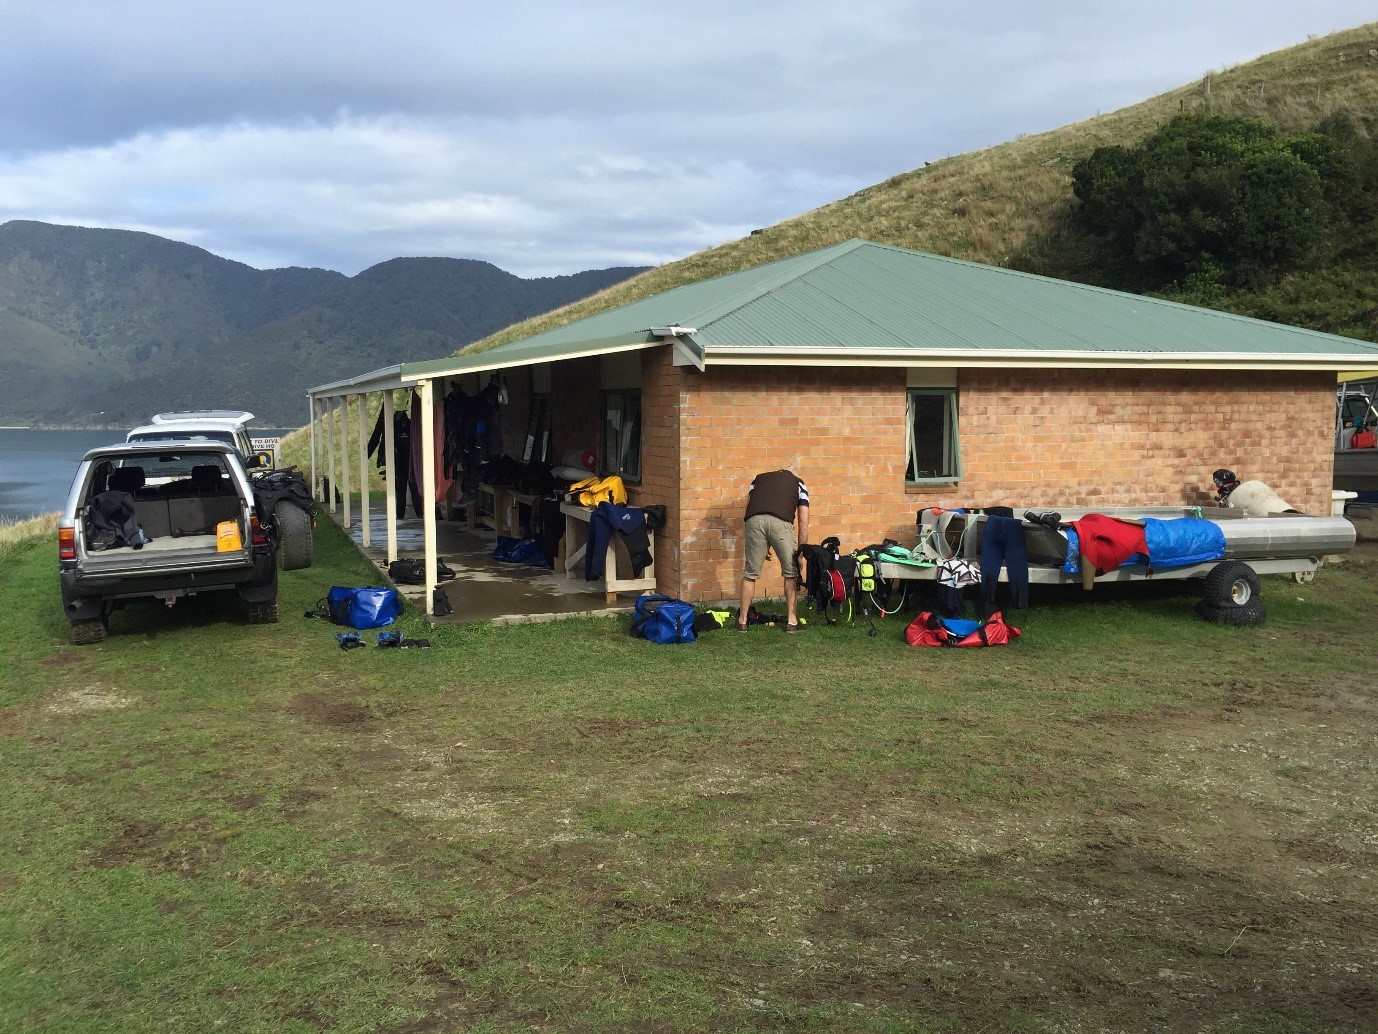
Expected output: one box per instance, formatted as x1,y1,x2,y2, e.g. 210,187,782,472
904,610,1021,648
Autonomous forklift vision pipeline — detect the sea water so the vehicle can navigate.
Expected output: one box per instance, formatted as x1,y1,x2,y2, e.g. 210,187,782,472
0,429,123,521
0,428,296,521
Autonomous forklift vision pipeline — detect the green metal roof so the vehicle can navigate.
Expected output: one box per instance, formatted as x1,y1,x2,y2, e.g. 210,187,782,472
391,238,1378,384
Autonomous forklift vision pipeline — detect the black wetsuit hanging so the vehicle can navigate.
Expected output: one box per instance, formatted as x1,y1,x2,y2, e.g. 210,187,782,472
367,401,423,519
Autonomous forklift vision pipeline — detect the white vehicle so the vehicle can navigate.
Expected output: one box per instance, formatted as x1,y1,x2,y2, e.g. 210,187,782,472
1335,381,1378,500
126,411,277,470
126,410,313,571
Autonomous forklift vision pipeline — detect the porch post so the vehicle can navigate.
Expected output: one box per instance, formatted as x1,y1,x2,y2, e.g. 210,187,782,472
357,391,371,548
339,394,353,531
308,395,318,501
324,396,337,512
419,378,438,616
382,389,398,564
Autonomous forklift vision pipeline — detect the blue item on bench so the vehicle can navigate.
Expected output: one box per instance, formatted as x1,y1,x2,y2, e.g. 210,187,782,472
1063,517,1226,575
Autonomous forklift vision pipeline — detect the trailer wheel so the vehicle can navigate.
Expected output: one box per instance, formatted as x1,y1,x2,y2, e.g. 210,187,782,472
275,502,315,571
1202,561,1261,608
1195,598,1266,627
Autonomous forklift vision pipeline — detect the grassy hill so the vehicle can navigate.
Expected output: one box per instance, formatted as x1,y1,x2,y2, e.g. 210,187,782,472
0,221,646,426
462,21,1378,357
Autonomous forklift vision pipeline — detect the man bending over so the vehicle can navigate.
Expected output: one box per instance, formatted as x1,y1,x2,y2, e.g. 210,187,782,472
738,469,810,633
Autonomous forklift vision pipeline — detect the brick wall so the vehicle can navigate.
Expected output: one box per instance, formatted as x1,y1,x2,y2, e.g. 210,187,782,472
630,349,686,593
669,365,1335,603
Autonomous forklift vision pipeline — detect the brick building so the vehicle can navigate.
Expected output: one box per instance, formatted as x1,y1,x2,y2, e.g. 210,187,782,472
308,240,1378,611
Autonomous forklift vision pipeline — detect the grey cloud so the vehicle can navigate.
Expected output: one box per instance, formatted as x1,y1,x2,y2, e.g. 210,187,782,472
0,1,1373,274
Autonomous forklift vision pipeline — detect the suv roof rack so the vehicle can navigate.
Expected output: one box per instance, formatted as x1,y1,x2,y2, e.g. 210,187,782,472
150,410,254,426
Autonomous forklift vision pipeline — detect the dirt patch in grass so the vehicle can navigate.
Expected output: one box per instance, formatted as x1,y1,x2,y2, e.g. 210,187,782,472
807,833,1377,1030
89,818,226,877
287,692,376,729
44,686,137,715
39,652,87,668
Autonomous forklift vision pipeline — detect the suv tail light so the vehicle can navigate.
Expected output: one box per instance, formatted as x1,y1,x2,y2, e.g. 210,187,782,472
59,527,76,561
249,514,268,546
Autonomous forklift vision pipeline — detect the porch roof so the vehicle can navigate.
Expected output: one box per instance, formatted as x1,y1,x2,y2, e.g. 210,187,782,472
309,239,1378,396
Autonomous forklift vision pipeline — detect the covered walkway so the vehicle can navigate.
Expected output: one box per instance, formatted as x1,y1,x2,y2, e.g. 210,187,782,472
327,502,632,626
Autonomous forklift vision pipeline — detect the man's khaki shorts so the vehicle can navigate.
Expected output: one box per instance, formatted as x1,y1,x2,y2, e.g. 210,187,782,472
743,513,798,580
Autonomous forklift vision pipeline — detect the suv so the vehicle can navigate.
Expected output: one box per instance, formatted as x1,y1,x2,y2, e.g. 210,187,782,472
126,410,274,469
126,410,314,571
59,442,281,644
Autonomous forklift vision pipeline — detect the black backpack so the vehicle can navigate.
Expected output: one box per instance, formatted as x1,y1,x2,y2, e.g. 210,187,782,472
796,536,855,624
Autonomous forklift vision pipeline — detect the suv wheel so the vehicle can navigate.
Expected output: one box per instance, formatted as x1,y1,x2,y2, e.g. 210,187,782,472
247,599,280,624
70,618,107,645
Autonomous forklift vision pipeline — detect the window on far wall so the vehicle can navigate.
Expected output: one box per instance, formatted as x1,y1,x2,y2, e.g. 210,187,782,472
522,394,551,463
906,388,959,483
602,390,642,482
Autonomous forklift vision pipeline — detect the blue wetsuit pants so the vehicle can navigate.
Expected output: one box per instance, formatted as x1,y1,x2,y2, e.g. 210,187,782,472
979,515,1029,610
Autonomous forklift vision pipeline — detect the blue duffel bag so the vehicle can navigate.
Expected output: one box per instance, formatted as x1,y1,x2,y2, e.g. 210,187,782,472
630,594,696,645
326,585,403,629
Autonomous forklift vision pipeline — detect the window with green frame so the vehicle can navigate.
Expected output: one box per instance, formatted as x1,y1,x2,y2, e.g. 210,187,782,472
602,390,642,482
906,388,960,482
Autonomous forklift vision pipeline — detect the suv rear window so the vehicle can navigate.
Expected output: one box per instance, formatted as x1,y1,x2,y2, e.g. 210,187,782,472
108,452,232,492
129,430,238,447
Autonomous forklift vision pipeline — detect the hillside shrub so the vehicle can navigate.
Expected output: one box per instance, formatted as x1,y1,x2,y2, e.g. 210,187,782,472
1072,114,1331,285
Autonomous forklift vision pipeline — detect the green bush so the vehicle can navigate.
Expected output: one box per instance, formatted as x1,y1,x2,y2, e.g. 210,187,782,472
1073,114,1332,285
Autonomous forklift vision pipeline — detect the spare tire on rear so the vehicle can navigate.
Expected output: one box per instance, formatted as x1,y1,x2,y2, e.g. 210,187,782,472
275,501,314,571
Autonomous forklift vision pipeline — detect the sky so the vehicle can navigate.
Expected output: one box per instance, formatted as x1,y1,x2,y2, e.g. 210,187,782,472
0,1,1373,278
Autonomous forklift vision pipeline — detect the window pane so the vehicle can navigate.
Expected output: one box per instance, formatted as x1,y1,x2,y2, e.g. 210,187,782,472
907,391,955,481
603,392,642,480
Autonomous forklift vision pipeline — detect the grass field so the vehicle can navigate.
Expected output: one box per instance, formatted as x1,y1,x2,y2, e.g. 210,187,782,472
2,519,1376,1032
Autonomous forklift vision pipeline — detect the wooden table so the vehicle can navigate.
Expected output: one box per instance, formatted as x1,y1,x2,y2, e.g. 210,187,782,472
453,483,536,537
560,502,656,602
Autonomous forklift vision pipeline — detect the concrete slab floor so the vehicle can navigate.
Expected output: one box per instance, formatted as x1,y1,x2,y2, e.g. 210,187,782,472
322,502,637,626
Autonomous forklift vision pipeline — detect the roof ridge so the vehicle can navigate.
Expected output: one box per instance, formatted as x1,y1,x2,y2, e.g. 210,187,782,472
671,238,868,332
888,245,1378,349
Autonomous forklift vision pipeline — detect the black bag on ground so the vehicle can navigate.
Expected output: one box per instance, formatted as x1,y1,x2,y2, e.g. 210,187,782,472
387,557,456,585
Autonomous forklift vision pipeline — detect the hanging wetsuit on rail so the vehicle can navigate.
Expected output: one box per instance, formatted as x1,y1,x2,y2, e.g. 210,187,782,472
368,401,423,519
979,514,1029,611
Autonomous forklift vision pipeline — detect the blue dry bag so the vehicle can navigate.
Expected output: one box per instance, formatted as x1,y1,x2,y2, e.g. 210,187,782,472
630,594,696,645
327,585,403,629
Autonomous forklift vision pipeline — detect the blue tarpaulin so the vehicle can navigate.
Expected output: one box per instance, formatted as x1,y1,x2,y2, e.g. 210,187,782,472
1063,517,1225,575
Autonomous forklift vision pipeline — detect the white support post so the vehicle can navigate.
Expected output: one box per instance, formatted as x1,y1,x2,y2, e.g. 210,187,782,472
419,378,438,617
357,391,371,548
324,397,337,512
308,395,318,502
339,394,353,531
382,389,398,564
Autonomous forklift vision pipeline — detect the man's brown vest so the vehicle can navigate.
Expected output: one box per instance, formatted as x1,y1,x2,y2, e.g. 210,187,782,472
745,470,803,523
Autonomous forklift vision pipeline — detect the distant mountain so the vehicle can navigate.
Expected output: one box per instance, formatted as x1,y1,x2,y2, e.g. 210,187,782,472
0,220,646,426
